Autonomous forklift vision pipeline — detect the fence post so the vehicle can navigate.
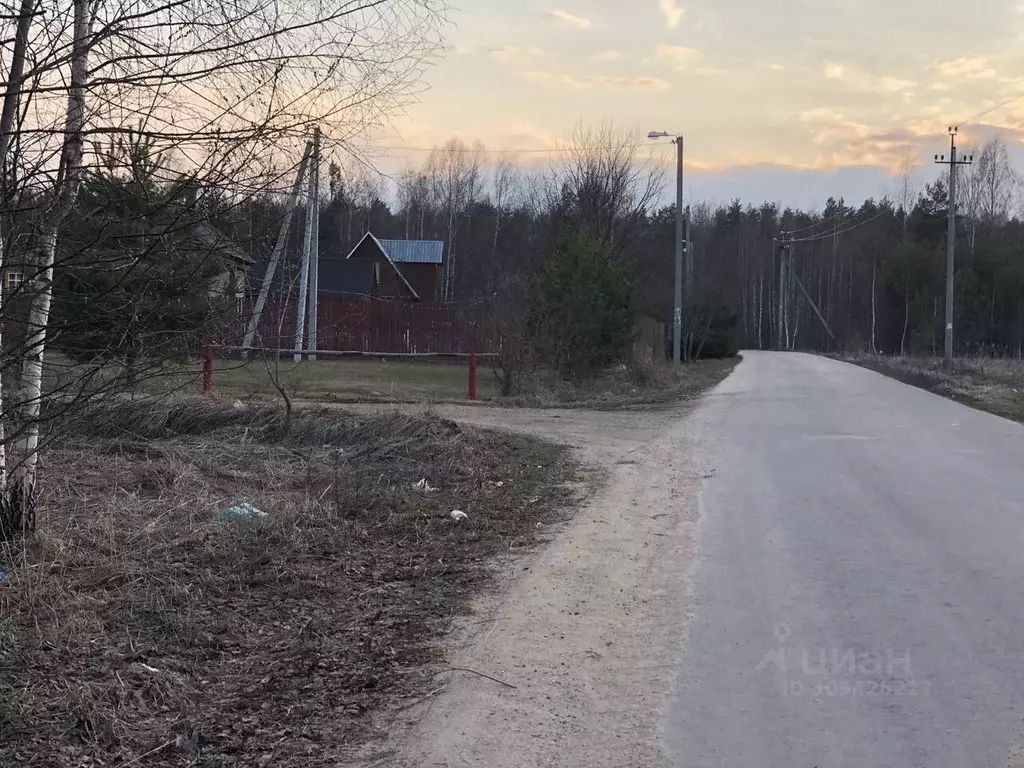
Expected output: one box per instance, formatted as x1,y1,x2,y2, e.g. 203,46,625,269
203,343,214,394
468,348,477,400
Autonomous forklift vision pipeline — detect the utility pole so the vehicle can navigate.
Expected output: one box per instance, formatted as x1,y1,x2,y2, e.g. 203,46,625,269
241,141,311,359
673,136,684,365
294,128,319,363
307,127,321,362
683,207,692,360
934,126,973,366
777,232,789,349
647,130,684,363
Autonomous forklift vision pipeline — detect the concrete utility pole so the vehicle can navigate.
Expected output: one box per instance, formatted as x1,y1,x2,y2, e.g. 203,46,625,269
294,127,319,363
934,126,973,366
777,232,788,349
683,207,692,360
674,136,684,364
241,141,311,359
307,126,321,361
648,130,685,364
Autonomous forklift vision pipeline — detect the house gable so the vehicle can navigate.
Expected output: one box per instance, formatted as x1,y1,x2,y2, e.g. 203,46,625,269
343,232,420,301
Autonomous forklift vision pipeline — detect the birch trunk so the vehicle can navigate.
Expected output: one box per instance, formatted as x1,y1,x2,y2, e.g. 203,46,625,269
10,0,92,520
0,0,37,499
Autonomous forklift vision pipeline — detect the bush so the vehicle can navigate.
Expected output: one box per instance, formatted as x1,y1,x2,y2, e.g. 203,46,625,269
492,321,537,397
689,302,740,359
528,233,637,379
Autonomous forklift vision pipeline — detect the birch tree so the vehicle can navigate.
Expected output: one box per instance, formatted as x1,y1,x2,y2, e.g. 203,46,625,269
0,0,446,534
424,139,483,302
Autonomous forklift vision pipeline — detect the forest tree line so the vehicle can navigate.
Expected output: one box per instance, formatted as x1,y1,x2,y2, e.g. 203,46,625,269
214,126,1024,357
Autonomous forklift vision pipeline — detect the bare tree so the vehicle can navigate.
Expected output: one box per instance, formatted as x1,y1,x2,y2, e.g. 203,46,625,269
0,0,448,532
893,152,921,244
491,155,520,259
422,138,483,302
551,121,663,257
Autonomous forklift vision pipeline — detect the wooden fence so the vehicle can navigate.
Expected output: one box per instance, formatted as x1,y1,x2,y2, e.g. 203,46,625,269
217,297,501,356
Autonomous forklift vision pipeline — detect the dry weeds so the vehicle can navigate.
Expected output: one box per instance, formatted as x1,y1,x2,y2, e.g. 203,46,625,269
842,353,1024,423
498,358,738,410
0,398,575,766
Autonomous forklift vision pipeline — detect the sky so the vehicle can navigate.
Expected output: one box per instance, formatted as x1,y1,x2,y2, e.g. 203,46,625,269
377,0,1024,210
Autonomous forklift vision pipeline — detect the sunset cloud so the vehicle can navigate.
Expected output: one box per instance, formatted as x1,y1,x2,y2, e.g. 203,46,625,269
936,57,997,80
546,9,592,29
523,71,670,92
488,46,546,62
655,44,701,67
659,0,685,29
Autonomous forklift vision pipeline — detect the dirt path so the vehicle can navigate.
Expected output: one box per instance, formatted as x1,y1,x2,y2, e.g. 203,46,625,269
359,396,728,767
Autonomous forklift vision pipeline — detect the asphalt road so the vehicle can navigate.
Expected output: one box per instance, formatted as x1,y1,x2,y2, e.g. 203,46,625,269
669,351,1024,767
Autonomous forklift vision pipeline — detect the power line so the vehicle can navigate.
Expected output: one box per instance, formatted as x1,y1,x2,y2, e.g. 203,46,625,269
958,92,1024,126
363,142,653,156
782,210,888,243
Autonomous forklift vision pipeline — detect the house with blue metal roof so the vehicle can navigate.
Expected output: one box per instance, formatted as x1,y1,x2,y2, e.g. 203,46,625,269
343,232,445,303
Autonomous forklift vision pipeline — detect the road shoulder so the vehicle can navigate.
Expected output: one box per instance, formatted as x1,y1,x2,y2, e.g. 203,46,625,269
380,397,728,767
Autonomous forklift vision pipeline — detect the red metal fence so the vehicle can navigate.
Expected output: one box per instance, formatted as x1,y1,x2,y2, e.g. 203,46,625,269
217,297,501,356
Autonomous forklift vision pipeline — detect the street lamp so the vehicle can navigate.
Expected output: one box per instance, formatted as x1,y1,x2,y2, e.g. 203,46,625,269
649,130,684,364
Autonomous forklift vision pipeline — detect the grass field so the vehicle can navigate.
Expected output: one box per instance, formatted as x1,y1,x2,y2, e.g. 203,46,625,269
843,353,1024,423
197,357,494,403
0,398,577,766
42,355,496,405
43,354,738,409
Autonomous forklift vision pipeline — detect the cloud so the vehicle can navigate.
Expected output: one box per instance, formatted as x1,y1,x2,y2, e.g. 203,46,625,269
880,76,916,94
591,50,623,62
800,107,845,124
825,63,846,80
655,44,701,67
659,0,685,29
523,71,670,92
546,9,592,29
824,62,915,95
488,46,546,62
937,57,997,80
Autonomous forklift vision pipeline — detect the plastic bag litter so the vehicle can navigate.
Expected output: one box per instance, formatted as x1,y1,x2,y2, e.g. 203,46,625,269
413,478,438,493
215,502,268,523
449,510,468,522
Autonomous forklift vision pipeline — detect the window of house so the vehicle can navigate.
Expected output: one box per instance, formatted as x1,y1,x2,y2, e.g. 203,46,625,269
4,269,24,294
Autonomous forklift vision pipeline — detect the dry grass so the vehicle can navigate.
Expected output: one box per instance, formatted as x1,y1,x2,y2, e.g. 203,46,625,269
0,398,576,767
842,353,1024,423
42,353,736,414
42,355,496,404
499,358,739,410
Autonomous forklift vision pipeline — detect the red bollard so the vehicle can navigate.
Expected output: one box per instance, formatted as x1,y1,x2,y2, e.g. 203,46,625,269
203,343,214,394
468,349,477,400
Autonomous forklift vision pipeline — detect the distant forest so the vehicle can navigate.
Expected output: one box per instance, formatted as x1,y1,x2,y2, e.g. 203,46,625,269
215,126,1024,357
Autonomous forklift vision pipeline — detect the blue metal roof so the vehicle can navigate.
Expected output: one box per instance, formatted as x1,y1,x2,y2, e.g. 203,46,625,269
378,239,445,265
